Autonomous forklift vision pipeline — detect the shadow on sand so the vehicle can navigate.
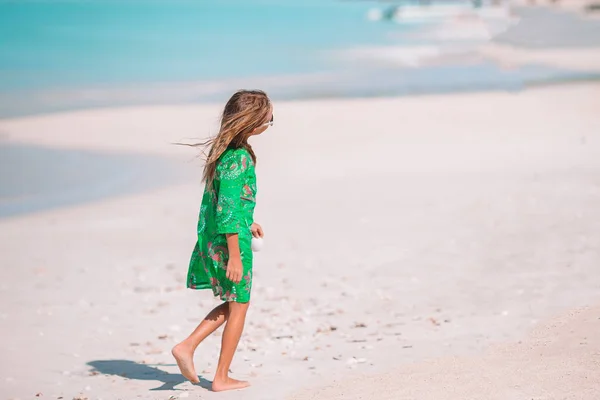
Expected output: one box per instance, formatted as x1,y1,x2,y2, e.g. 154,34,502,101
87,360,212,391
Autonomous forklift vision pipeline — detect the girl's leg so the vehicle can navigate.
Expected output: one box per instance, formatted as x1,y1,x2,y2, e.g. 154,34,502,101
212,301,250,392
172,302,229,383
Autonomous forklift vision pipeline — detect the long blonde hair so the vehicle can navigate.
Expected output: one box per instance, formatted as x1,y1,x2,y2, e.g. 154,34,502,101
191,90,271,186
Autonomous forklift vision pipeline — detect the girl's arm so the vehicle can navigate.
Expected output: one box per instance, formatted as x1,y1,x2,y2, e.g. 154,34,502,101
215,151,246,235
225,233,243,283
215,150,248,284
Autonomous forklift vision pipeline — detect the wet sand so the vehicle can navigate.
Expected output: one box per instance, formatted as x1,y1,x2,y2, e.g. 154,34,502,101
0,143,185,218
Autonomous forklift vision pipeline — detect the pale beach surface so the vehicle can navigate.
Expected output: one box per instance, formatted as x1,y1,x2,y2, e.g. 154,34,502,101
1,83,600,399
292,305,600,400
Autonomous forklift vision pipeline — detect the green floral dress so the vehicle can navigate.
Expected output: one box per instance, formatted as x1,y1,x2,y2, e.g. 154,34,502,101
187,147,256,303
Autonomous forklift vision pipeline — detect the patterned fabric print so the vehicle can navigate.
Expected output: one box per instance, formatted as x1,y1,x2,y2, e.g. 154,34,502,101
197,204,208,235
186,148,256,303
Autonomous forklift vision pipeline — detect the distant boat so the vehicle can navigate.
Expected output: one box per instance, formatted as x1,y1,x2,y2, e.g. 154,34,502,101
369,1,510,23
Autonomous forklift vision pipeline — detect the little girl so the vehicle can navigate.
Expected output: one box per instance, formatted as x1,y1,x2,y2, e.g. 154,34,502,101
172,90,272,392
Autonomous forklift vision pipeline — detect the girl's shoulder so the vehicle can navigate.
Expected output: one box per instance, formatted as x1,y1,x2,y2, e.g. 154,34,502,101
217,147,253,172
219,147,251,162
221,146,250,157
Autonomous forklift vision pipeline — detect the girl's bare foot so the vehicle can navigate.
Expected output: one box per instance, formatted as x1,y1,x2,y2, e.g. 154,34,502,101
172,343,200,384
212,377,250,392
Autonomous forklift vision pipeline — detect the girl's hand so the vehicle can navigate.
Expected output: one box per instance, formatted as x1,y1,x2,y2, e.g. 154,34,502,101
251,222,264,238
226,256,243,284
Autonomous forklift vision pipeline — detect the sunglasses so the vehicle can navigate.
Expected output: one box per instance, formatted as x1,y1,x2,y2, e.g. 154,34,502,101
262,114,274,127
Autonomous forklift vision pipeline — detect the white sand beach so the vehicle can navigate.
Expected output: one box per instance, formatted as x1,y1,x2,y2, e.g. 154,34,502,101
1,83,599,400
292,305,600,400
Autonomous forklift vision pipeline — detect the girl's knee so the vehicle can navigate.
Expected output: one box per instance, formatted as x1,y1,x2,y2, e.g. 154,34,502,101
229,301,250,313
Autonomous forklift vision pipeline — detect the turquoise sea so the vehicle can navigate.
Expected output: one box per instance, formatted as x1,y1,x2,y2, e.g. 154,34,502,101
1,1,599,216
1,0,597,117
0,0,401,91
